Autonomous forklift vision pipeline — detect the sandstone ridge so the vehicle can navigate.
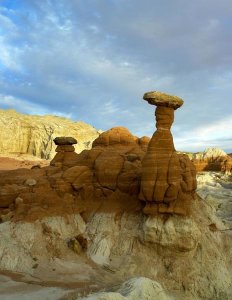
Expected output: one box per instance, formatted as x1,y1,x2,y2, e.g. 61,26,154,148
0,109,100,159
192,147,232,173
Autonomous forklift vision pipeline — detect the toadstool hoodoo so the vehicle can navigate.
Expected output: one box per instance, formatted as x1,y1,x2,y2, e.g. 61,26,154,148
139,91,197,215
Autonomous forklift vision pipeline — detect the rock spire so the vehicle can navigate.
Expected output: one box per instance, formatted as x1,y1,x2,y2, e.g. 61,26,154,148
139,91,197,215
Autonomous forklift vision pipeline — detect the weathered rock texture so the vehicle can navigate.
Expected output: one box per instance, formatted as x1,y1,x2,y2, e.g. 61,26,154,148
0,109,100,159
0,92,197,220
82,277,172,300
0,126,150,221
50,136,79,167
1,197,231,300
192,147,232,174
139,91,197,215
197,171,232,228
0,93,231,299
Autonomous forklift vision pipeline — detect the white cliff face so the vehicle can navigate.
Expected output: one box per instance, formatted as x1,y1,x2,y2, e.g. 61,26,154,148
0,174,232,300
194,147,227,160
0,109,100,159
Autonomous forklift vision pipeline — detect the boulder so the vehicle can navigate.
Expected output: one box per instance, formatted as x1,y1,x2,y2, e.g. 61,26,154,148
53,137,77,145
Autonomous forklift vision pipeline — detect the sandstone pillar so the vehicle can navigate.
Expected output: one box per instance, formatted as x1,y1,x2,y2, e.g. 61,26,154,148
139,91,197,215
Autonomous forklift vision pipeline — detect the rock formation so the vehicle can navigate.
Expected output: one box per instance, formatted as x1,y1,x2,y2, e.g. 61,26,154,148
139,91,197,215
0,109,100,159
192,147,232,174
0,92,231,300
50,136,79,167
0,127,150,221
0,92,198,220
197,171,232,228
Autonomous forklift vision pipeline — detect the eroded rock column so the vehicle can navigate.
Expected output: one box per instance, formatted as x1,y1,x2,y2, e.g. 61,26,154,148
50,137,79,168
139,91,197,215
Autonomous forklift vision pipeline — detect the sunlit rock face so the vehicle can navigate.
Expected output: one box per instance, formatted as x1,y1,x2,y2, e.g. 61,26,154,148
139,91,197,215
50,136,80,168
0,109,100,159
0,91,231,300
192,147,232,174
0,126,150,220
0,92,198,221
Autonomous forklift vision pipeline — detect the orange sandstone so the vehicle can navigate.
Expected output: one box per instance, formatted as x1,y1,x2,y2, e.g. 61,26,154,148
0,91,197,221
139,91,197,215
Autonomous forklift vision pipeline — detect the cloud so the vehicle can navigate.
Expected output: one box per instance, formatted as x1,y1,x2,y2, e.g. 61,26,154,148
175,115,232,152
0,0,231,151
0,94,73,118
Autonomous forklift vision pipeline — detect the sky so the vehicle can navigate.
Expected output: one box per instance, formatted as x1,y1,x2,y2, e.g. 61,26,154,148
0,0,232,152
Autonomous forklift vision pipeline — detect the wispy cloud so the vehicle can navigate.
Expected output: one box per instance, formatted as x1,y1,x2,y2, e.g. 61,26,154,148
0,0,231,151
175,115,232,152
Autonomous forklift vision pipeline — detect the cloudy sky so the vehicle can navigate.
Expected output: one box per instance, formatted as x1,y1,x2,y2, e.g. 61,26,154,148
0,0,232,152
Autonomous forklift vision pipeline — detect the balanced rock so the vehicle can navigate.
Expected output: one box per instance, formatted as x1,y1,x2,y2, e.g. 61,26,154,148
139,91,197,215
50,136,79,168
143,91,184,109
54,137,77,145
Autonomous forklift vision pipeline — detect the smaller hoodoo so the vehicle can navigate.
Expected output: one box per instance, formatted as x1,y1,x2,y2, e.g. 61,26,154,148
50,137,79,168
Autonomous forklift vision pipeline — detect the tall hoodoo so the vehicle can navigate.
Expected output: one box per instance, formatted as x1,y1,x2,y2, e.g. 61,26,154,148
139,91,197,215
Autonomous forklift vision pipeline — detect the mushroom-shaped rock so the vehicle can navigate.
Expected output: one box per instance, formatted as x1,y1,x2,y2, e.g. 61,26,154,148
139,90,196,215
50,136,79,168
143,91,183,110
54,137,77,145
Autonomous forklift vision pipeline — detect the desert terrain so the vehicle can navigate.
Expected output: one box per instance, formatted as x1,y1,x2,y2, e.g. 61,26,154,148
0,92,231,300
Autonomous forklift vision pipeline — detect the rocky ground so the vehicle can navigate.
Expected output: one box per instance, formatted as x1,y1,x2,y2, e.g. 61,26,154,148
0,153,49,170
0,169,231,299
197,172,232,229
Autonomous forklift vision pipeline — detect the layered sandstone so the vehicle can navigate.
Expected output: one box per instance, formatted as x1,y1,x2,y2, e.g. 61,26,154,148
0,92,197,220
0,109,100,159
139,91,197,215
0,93,231,299
50,136,79,167
0,127,150,221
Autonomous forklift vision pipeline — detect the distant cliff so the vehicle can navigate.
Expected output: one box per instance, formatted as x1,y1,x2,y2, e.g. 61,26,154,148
191,147,232,173
0,109,101,159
